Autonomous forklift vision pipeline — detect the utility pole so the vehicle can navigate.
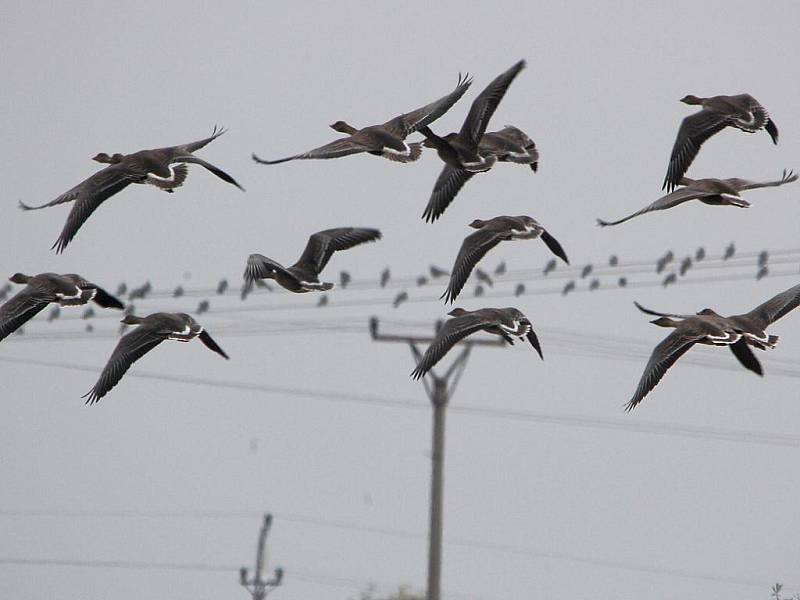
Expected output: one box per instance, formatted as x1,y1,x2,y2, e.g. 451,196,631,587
369,317,503,600
240,513,284,600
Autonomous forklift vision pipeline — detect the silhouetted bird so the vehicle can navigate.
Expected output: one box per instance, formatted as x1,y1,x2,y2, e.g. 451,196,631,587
662,273,677,287
245,228,381,293
756,266,768,280
514,283,525,297
116,282,127,297
543,259,557,276
173,285,184,298
664,250,675,264
20,127,243,253
84,312,228,404
695,247,706,261
393,291,408,308
216,279,228,295
380,268,391,288
679,257,692,276
494,261,506,275
82,307,95,320
758,250,769,267
416,275,428,287
474,284,485,297
239,281,252,301
609,255,619,267
0,272,123,343
411,307,542,379
85,323,93,333
618,277,628,288
581,264,592,278
429,265,449,279
253,74,472,165
562,281,575,296
589,278,600,291
128,282,151,300
723,243,735,260
339,271,352,289
661,94,778,192
196,300,210,314
656,257,667,274
48,306,61,322
317,295,328,307
475,268,493,287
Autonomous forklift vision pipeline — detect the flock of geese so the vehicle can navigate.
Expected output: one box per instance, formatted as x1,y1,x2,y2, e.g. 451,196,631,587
3,59,799,409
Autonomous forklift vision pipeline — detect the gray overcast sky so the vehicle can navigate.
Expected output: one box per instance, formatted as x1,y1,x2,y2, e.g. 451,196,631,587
2,1,799,599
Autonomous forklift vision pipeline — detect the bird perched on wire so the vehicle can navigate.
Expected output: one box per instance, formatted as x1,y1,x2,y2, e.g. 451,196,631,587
679,257,693,276
756,266,769,281
494,261,506,276
253,74,472,165
245,228,381,293
339,271,352,289
723,243,736,260
589,278,600,291
514,283,525,297
429,265,449,279
84,312,228,404
196,300,210,314
580,264,592,278
411,307,542,379
695,247,706,261
662,273,677,287
19,127,244,253
380,268,391,288
543,259,557,276
393,291,408,308
662,94,778,192
216,279,228,295
562,281,575,296
624,282,800,410
173,285,184,298
0,272,123,343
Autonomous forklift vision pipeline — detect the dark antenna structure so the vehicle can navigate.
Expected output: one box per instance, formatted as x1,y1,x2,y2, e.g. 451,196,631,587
370,317,503,600
240,513,284,600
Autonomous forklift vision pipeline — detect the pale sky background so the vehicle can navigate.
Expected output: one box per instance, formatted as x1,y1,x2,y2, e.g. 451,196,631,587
1,1,799,599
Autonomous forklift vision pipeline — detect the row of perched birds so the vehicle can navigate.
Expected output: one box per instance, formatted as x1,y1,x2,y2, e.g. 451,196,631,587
3,58,799,408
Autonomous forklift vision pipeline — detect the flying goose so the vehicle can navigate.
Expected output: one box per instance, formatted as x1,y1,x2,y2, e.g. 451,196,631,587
252,74,472,165
20,127,244,253
84,312,228,404
598,170,797,226
662,94,779,192
418,60,527,222
441,216,568,304
245,228,381,293
0,272,123,343
411,307,541,379
626,282,800,410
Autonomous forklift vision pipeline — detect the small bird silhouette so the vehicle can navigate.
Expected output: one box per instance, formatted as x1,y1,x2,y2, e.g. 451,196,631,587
393,291,408,308
317,295,329,307
695,247,706,261
474,284,485,297
581,264,592,278
216,279,228,295
723,243,735,260
47,306,61,322
758,250,769,267
380,268,391,287
609,255,619,267
618,277,628,288
475,268,493,287
429,265,449,279
543,259,557,276
756,265,768,280
173,285,184,298
662,273,677,287
589,278,600,291
339,271,352,289
494,261,506,275
679,256,692,276
562,280,575,296
196,299,210,314
82,307,95,320
116,282,127,296
514,283,525,297
85,323,94,333
416,275,429,287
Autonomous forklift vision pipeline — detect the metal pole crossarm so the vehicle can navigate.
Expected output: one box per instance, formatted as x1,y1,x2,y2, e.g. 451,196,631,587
369,317,505,347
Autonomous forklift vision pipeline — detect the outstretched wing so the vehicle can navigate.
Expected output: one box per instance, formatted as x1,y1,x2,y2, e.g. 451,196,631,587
723,169,797,192
296,227,382,274
411,315,491,379
83,327,166,404
244,254,292,284
178,156,244,190
625,330,698,411
662,109,729,192
459,60,526,149
252,137,375,165
198,329,229,359
382,73,473,138
421,165,475,223
441,229,503,304
737,282,800,329
540,230,569,264
0,287,52,342
597,187,704,227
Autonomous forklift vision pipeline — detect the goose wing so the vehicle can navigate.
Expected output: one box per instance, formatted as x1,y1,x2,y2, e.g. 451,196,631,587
295,227,382,274
625,329,700,411
177,155,244,190
174,125,227,154
597,186,706,227
728,339,763,376
441,229,503,304
723,169,797,192
459,60,526,149
198,329,229,359
411,314,491,379
244,254,293,283
737,282,800,329
421,165,475,223
83,326,167,404
0,287,53,342
252,137,375,165
382,73,473,137
19,163,136,213
662,109,729,192
90,286,125,309
633,301,693,320
539,230,569,263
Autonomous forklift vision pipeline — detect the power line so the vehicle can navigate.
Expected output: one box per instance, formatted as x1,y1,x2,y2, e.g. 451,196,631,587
1,354,799,447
